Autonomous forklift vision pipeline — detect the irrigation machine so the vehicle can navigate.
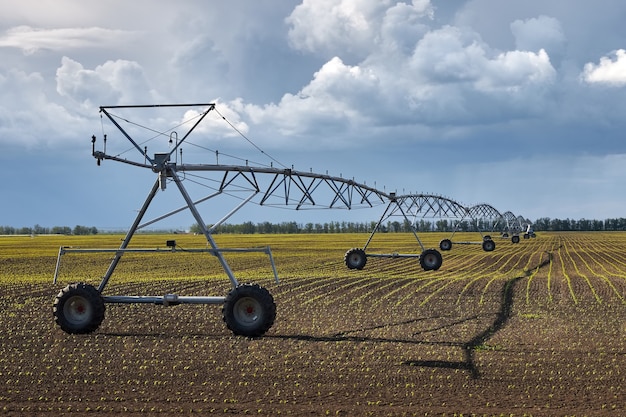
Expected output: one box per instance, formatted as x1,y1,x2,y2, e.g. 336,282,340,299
343,193,478,271
500,211,535,243
52,103,405,337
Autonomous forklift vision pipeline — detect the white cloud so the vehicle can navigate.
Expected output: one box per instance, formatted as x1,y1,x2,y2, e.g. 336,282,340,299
581,49,626,86
56,57,156,108
243,57,377,142
477,49,555,92
0,68,88,148
286,0,385,57
0,25,138,55
244,19,557,140
409,25,555,91
286,0,433,60
379,0,433,54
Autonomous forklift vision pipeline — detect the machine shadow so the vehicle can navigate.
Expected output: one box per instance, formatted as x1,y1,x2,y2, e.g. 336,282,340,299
270,251,553,379
402,250,553,378
402,276,521,379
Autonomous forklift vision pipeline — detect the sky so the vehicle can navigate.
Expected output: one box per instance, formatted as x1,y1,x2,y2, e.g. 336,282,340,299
2,0,626,231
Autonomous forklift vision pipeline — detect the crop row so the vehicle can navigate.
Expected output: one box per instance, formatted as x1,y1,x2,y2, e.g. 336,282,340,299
0,232,625,415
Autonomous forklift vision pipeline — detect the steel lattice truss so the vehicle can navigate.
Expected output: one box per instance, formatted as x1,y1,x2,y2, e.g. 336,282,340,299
93,103,389,216
390,193,469,220
51,103,536,338
502,211,523,233
176,164,388,211
467,203,503,233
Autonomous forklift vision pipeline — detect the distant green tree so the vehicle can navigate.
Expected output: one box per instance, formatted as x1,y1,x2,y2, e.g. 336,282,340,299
51,226,72,235
73,225,98,235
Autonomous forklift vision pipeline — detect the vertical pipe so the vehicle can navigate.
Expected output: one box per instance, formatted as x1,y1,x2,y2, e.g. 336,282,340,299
169,168,240,288
362,200,394,251
53,246,65,285
97,178,161,292
394,200,426,252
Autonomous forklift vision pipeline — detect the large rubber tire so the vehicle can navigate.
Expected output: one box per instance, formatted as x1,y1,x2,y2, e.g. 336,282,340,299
419,249,443,271
53,283,105,334
524,233,530,239
344,248,367,270
482,239,496,252
439,239,452,251
511,235,520,244
223,283,276,337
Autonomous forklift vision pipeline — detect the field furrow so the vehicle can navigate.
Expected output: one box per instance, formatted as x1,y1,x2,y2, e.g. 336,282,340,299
1,232,625,416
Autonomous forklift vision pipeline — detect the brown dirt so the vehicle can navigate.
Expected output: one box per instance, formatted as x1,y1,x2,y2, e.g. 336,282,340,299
0,232,624,416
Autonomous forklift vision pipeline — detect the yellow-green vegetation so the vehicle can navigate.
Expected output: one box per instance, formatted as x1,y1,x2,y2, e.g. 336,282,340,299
0,231,624,415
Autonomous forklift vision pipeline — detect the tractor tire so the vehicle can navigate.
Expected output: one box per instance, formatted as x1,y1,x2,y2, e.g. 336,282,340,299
512,235,520,244
419,249,443,271
223,283,276,337
344,248,367,270
53,283,105,334
439,239,452,251
482,239,496,252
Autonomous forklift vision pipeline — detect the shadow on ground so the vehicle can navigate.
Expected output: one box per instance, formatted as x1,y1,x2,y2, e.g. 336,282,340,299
270,250,554,379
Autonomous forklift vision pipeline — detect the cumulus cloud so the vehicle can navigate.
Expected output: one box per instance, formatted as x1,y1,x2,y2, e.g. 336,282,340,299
244,13,557,141
379,0,433,54
477,49,555,92
242,57,378,142
581,49,626,86
56,57,155,108
0,26,138,54
286,0,433,60
0,68,87,147
0,56,157,148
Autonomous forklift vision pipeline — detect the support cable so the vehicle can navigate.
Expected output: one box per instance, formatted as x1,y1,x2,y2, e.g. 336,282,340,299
213,106,287,169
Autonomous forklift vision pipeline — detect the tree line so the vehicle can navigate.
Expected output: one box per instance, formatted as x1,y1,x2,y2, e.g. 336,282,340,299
0,224,98,235
532,217,626,231
3,217,626,236
192,217,626,234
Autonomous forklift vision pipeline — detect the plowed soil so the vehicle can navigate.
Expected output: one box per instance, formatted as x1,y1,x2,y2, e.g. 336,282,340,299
0,232,624,416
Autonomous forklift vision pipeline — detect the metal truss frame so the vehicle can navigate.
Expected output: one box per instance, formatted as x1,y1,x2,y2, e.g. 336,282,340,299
52,103,390,337
501,211,534,243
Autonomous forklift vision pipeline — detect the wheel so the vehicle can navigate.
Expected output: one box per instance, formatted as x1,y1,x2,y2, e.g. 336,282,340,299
53,283,105,334
439,239,452,251
344,248,367,270
419,249,443,271
223,283,276,337
511,235,520,244
524,233,530,239
502,232,509,238
482,239,496,252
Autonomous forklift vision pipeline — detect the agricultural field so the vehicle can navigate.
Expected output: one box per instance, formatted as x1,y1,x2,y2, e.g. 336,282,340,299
0,231,624,416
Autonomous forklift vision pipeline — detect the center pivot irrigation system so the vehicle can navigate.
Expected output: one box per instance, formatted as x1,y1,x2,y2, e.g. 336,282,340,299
501,211,535,243
343,195,501,271
52,103,397,337
52,103,533,337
